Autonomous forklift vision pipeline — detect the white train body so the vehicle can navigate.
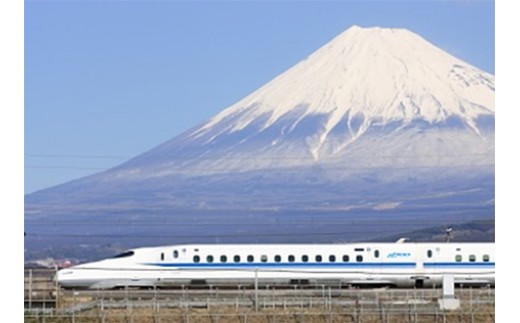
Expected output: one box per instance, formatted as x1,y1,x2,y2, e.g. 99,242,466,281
57,242,494,289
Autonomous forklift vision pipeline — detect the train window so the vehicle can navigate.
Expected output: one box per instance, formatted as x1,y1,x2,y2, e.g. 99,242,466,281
275,255,281,263
261,255,268,263
247,255,254,263
288,255,295,262
113,251,135,258
427,250,433,258
315,255,322,262
207,255,214,263
234,255,241,263
343,255,350,262
193,255,200,263
173,250,179,259
374,250,380,258
329,255,336,262
356,255,363,262
469,255,476,262
355,248,364,252
455,255,462,262
483,254,490,262
161,253,164,261
302,255,309,262
220,255,227,263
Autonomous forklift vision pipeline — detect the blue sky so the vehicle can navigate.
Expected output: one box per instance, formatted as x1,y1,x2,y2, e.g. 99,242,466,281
24,0,495,194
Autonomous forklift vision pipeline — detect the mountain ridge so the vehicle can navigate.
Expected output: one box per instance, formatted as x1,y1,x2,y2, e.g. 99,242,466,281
194,26,493,138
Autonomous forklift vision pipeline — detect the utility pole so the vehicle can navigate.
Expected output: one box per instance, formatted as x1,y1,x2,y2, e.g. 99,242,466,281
445,227,453,243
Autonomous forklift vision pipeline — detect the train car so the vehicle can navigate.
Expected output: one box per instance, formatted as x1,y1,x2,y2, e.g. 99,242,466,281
56,241,494,289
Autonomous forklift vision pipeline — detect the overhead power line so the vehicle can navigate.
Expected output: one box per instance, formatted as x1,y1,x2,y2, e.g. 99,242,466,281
24,163,494,171
24,219,494,226
25,166,109,170
25,152,493,161
25,153,130,160
26,227,490,239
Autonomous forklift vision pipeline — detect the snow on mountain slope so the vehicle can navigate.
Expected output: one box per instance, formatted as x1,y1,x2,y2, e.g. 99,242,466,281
196,26,493,134
113,25,494,179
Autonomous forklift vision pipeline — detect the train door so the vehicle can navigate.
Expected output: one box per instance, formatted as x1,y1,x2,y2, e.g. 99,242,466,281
415,245,424,271
414,245,425,288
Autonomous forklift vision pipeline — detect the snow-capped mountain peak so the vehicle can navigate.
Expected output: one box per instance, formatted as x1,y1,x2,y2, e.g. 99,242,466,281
192,26,494,149
111,25,495,177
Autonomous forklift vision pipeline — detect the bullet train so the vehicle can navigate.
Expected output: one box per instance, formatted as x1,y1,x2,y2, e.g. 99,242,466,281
56,241,494,289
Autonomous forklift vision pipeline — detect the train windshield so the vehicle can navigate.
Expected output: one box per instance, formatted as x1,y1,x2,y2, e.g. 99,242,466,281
112,251,135,259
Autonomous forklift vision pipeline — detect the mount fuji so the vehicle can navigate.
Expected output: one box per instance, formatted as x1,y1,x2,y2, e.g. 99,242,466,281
25,26,494,260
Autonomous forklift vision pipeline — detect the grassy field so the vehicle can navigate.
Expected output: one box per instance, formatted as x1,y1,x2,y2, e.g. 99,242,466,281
24,304,495,323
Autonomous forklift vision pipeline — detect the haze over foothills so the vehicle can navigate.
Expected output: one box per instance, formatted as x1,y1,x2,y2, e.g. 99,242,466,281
25,1,494,195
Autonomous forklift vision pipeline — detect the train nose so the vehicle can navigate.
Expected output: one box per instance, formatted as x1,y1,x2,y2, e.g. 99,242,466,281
55,268,76,287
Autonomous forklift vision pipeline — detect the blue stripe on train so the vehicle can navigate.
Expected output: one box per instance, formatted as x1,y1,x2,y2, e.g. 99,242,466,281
144,262,495,269
423,262,495,268
146,262,416,268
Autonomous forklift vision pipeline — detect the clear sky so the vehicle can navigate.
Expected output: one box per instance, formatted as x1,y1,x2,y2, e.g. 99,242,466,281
24,0,495,194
